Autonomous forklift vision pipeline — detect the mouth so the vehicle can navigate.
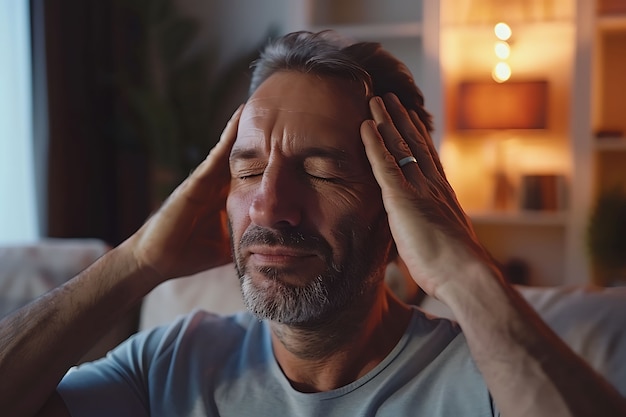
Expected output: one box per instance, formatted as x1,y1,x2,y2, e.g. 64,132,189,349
236,225,333,283
247,245,319,266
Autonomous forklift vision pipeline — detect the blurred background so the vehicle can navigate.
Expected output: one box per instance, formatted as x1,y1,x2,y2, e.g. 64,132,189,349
1,0,625,287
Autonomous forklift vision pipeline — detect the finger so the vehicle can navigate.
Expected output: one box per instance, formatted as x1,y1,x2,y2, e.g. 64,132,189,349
407,108,447,180
378,95,476,233
195,104,244,178
382,93,439,179
403,107,473,230
175,104,244,201
361,119,420,194
369,97,425,186
369,96,414,164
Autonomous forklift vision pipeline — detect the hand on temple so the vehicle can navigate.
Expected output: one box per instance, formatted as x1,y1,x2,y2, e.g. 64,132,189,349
126,105,243,284
361,94,497,299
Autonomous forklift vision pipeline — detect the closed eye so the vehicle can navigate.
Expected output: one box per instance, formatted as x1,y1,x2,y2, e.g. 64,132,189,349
231,161,266,181
238,171,263,180
303,157,343,184
307,172,337,183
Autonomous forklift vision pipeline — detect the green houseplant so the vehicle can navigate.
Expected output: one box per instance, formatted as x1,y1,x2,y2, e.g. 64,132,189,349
112,0,266,207
586,186,626,286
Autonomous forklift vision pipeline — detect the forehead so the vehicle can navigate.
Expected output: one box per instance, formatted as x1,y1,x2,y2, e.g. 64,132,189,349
235,71,370,152
247,71,369,117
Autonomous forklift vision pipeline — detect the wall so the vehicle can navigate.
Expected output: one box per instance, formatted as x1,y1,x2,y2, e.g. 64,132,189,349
171,0,303,142
174,0,296,81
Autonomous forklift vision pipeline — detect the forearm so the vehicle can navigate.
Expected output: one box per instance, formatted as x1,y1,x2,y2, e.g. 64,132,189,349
0,243,159,417
437,265,626,417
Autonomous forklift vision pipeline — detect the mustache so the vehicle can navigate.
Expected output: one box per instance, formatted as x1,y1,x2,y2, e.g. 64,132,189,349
239,225,333,258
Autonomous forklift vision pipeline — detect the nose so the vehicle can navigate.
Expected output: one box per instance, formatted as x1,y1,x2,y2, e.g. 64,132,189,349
249,162,303,229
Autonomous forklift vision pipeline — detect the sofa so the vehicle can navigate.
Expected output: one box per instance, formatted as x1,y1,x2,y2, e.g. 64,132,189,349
0,239,139,362
2,238,625,396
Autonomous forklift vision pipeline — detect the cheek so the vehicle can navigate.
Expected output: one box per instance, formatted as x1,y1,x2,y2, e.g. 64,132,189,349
319,166,383,222
320,183,383,222
226,186,254,239
227,178,385,249
316,184,386,245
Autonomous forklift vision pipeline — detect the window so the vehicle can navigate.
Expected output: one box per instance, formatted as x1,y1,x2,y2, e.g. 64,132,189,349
0,1,38,243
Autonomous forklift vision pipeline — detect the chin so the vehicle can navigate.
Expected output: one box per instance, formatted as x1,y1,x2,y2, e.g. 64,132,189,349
240,271,333,324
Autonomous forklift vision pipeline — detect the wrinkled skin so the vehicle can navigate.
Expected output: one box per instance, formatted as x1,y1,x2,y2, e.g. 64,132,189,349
227,72,393,325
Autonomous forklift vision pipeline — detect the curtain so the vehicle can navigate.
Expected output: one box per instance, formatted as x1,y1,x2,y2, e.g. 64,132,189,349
33,0,150,246
32,0,257,246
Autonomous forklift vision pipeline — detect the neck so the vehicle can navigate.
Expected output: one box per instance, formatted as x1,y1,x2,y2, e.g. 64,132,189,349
270,284,412,392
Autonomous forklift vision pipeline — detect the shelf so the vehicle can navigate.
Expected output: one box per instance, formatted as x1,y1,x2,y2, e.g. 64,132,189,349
309,22,423,40
468,211,568,226
595,136,626,151
597,14,626,31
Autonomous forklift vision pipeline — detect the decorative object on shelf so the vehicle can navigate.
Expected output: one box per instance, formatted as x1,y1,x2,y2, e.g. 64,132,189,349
595,130,626,151
597,0,626,15
455,80,549,130
596,129,625,139
519,174,567,211
586,187,626,286
455,79,549,211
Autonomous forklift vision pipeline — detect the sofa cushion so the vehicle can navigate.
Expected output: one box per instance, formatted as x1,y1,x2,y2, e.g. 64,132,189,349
0,238,110,317
140,263,244,331
0,238,140,362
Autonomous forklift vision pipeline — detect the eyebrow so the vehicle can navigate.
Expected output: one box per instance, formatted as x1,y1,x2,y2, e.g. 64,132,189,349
229,147,261,162
230,146,349,164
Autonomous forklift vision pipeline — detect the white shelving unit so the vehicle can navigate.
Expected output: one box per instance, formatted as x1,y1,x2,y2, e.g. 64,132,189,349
450,0,626,286
595,138,626,151
437,0,581,286
470,211,569,227
588,0,626,285
597,14,626,31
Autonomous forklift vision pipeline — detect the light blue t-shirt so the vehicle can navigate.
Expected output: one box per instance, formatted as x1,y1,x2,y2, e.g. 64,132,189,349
58,308,497,416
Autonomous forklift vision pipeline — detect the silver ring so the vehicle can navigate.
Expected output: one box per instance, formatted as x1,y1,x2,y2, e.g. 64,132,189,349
398,156,417,167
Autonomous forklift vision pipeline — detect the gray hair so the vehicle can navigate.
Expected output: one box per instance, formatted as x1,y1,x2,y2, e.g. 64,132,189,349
249,30,433,132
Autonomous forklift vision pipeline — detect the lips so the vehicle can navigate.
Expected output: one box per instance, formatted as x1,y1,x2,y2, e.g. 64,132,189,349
237,225,333,271
247,245,318,265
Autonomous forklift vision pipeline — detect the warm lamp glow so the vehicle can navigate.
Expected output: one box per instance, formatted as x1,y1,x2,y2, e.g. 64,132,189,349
494,41,510,59
494,22,512,40
492,62,512,82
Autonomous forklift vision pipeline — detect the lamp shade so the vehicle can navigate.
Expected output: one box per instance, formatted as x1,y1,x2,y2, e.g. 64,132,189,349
455,80,548,130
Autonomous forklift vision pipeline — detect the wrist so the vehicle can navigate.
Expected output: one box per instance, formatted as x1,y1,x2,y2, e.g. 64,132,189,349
111,238,165,292
433,260,507,317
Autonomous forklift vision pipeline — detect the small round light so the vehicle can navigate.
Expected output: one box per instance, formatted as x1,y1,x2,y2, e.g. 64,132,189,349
494,41,510,59
492,62,511,82
494,22,512,41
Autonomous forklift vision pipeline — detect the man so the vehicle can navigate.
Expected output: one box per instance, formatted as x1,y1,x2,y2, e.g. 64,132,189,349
1,30,624,416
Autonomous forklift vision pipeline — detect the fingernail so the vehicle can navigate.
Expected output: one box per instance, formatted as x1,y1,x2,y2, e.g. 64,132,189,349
232,104,244,118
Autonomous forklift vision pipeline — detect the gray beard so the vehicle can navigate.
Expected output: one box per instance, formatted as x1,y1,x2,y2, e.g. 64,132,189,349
239,266,340,325
231,215,390,326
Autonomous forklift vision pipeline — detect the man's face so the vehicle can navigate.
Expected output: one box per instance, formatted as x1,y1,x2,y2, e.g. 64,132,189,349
227,71,391,325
